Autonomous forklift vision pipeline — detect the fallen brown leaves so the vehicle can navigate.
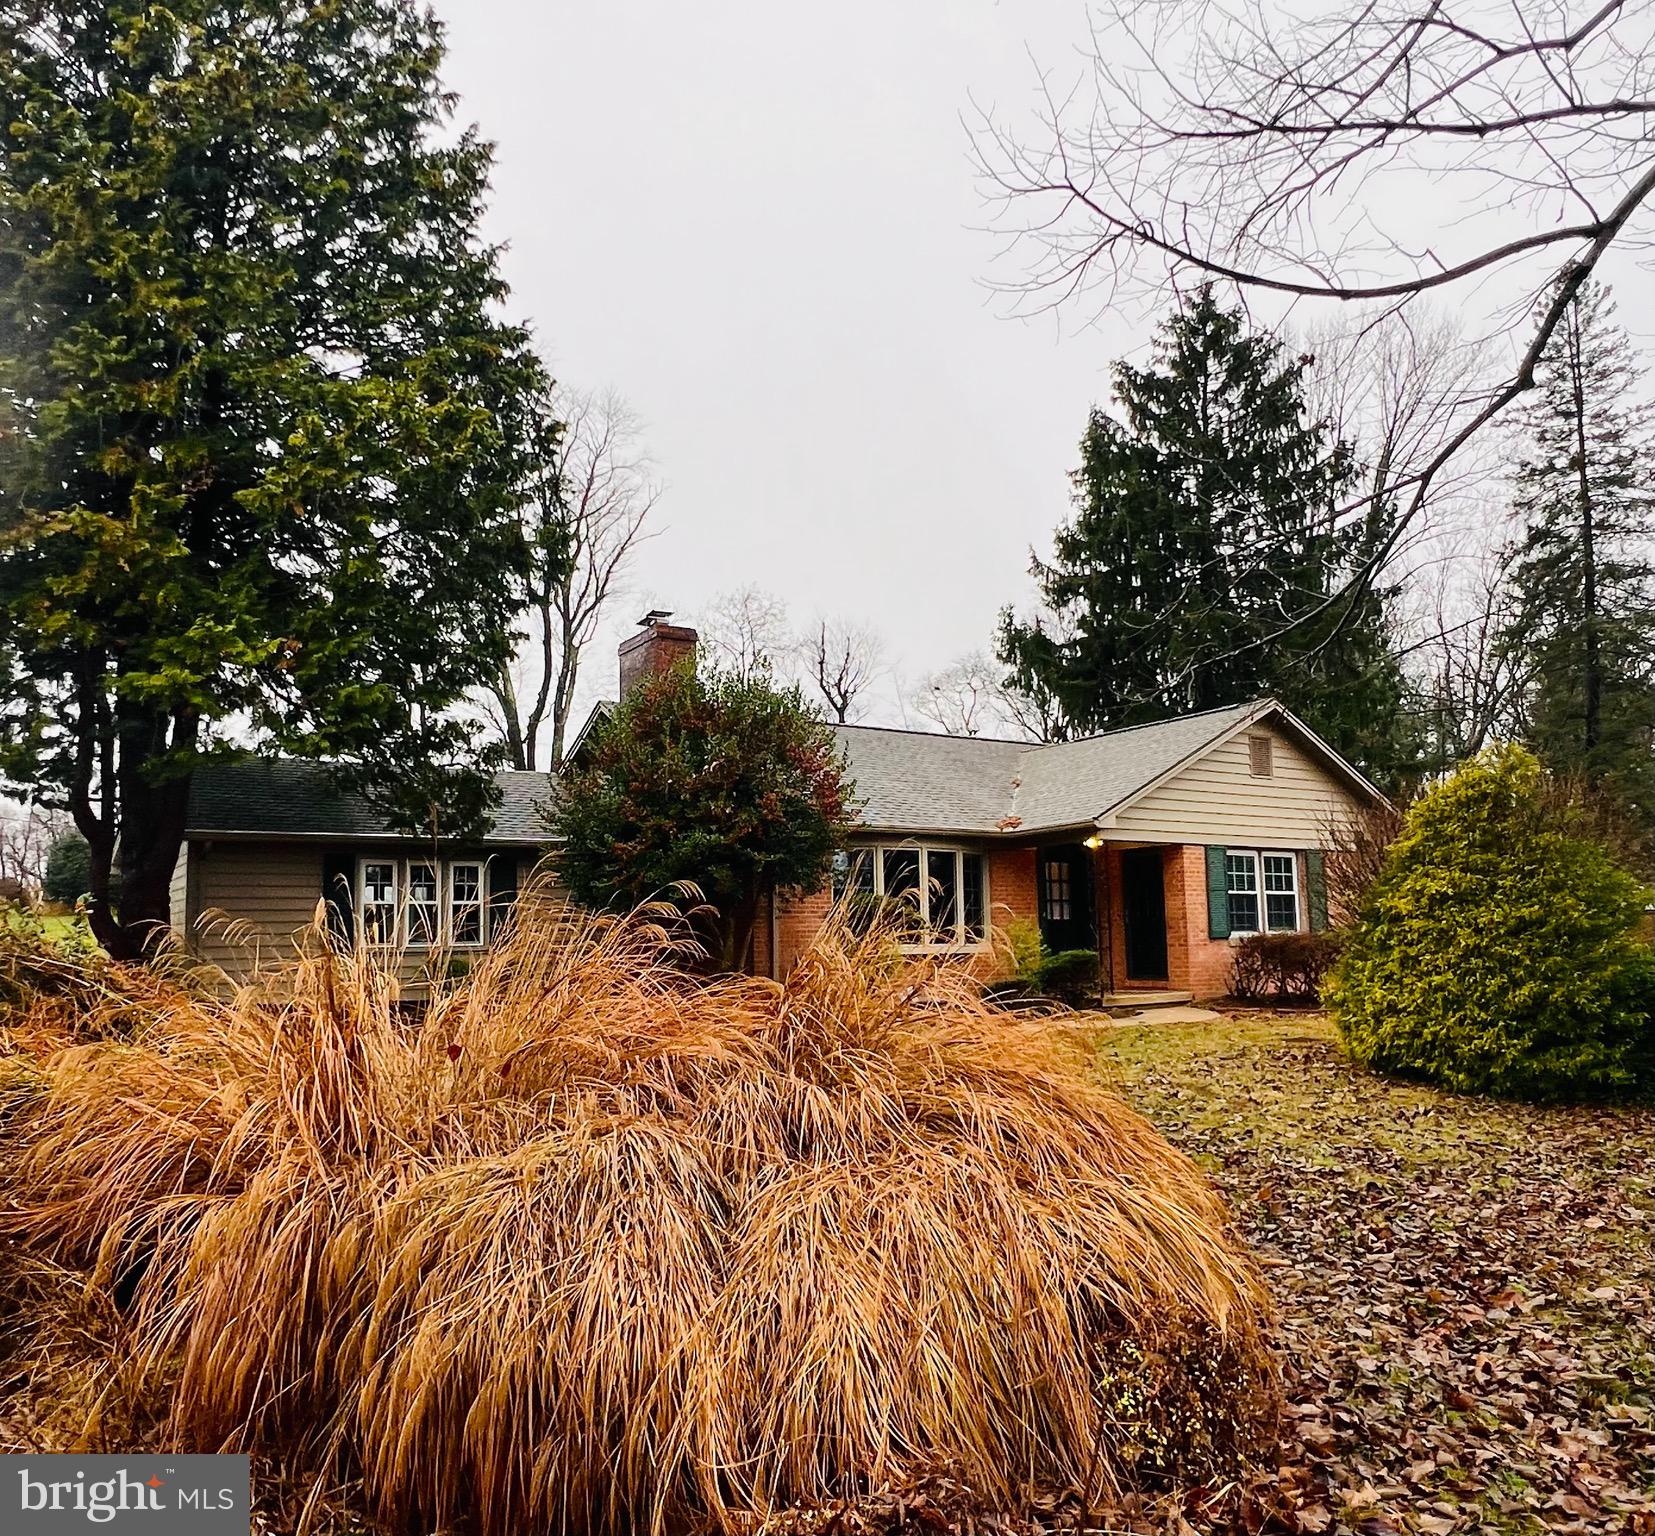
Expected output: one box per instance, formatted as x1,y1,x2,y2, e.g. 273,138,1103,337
1092,1012,1655,1536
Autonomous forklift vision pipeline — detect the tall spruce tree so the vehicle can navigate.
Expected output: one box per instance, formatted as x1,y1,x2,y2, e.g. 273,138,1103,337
998,286,1411,779
1502,278,1655,843
0,2,553,958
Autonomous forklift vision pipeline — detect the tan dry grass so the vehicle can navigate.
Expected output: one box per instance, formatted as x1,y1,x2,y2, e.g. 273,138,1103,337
0,887,1275,1535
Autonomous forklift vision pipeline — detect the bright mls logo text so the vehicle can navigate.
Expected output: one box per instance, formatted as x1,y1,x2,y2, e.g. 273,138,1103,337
4,1455,250,1533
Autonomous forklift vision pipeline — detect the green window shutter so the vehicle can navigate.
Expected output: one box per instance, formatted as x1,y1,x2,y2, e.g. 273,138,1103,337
321,850,355,944
488,853,520,940
1205,846,1230,940
1306,849,1329,932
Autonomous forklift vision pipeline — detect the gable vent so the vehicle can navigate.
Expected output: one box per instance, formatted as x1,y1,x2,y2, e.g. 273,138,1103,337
1248,734,1274,777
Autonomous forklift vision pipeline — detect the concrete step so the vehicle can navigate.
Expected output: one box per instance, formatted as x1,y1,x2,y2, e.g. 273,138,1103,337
1099,990,1194,1018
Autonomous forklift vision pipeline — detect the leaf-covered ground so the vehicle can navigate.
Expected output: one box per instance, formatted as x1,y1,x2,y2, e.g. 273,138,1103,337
1094,1011,1655,1536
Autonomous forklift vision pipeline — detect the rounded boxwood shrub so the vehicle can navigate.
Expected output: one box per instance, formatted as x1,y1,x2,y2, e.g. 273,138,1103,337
1326,744,1655,1101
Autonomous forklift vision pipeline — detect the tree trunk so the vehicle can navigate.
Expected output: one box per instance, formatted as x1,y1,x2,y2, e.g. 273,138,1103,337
717,882,760,975
97,705,198,961
1567,303,1602,758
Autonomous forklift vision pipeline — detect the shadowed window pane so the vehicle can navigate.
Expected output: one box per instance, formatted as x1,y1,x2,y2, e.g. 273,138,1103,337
962,854,985,942
925,849,958,942
408,862,439,947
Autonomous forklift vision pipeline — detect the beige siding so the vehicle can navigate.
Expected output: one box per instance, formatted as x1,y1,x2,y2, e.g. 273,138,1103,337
183,843,552,983
187,840,326,972
1105,725,1360,846
167,843,190,941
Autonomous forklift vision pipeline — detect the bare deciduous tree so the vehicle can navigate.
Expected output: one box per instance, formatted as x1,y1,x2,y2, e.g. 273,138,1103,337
0,796,66,897
486,387,660,769
800,617,883,723
913,655,998,737
977,0,1655,629
1401,548,1529,768
700,585,792,680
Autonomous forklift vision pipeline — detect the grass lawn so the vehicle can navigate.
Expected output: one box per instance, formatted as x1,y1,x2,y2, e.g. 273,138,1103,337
1096,1011,1655,1536
2,909,89,946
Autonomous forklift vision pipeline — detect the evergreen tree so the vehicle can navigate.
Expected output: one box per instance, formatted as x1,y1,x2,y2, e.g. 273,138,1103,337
1502,278,1655,843
998,286,1412,779
0,2,553,957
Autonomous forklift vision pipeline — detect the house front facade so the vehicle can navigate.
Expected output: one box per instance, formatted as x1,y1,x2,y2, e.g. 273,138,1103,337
753,691,1371,998
172,618,1380,1000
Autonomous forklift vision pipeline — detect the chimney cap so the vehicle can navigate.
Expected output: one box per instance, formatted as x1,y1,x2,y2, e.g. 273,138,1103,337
638,608,673,627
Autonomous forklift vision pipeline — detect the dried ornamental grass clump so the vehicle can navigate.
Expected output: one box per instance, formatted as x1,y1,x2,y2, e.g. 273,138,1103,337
0,890,1277,1534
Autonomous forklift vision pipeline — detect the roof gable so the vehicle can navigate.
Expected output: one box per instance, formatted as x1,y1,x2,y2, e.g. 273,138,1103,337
834,699,1380,836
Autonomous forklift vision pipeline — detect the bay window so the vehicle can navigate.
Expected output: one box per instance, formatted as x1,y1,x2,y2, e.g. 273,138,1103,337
831,842,988,950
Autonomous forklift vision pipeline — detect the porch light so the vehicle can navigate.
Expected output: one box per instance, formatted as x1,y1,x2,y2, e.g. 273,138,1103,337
1083,834,1103,849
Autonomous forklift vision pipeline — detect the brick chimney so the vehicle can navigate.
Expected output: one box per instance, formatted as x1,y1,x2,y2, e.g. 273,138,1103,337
618,609,698,697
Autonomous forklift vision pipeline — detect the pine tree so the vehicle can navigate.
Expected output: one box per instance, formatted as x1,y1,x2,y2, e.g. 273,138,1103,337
0,2,552,957
1502,278,1655,845
998,286,1411,779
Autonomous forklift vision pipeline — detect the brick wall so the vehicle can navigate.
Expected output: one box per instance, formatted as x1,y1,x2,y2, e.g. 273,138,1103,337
1167,843,1241,999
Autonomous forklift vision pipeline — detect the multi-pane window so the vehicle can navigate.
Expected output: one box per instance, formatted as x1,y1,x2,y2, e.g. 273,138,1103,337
407,862,440,947
831,843,988,950
356,856,493,948
1226,850,1299,934
360,861,398,944
1262,853,1299,931
1040,858,1073,922
449,862,485,947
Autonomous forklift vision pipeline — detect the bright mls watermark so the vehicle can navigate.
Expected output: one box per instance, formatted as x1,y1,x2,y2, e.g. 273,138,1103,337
4,1455,249,1532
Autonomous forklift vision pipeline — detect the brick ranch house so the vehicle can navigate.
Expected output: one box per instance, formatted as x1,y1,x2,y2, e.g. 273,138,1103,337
172,616,1382,999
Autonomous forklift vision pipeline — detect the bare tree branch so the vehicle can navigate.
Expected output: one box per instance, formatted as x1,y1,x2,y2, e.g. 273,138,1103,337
487,386,661,769
799,617,883,723
975,0,1655,655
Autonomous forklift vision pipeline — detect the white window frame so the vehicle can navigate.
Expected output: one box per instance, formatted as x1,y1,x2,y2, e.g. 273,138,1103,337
359,859,399,945
835,841,990,952
1225,849,1301,937
447,861,486,950
355,856,493,949
406,859,441,948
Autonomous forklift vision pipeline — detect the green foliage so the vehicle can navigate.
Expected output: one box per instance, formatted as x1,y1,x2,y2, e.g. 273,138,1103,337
1003,917,1097,998
1501,279,1655,851
552,665,853,969
1327,745,1655,1101
41,832,90,907
998,285,1414,781
0,2,554,954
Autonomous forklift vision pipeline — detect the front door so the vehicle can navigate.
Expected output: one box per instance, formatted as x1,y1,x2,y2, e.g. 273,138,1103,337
1038,844,1094,954
1120,847,1169,981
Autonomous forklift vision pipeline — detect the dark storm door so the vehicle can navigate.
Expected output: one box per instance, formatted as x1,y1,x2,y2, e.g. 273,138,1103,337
1038,845,1094,954
1120,847,1169,981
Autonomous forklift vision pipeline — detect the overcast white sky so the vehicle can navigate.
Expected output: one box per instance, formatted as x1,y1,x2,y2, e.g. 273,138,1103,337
433,1,1143,720
432,0,1654,732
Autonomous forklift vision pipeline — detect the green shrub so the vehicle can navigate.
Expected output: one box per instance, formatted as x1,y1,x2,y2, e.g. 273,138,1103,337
1002,917,1097,1001
1232,931,1343,1005
1326,744,1655,1101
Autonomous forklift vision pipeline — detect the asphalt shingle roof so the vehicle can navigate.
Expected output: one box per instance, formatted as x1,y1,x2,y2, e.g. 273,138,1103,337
185,698,1345,844
185,760,554,844
831,700,1264,835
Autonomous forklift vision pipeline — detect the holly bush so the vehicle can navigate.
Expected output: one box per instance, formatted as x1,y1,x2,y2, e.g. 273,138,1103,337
1326,745,1654,1101
552,664,852,971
